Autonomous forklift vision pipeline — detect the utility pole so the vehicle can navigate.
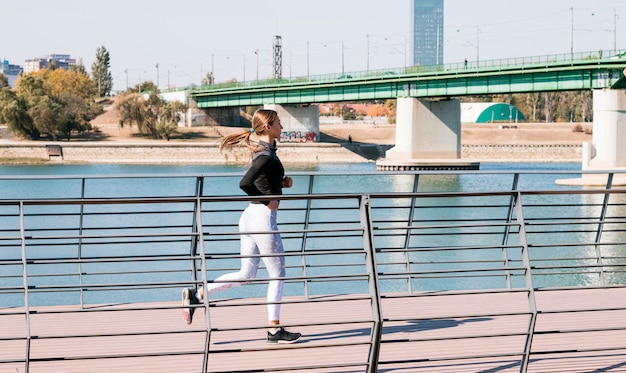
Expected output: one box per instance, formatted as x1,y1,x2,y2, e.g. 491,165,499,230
570,7,574,59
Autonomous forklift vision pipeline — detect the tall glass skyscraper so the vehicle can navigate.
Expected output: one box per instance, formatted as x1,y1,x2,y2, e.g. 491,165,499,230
411,0,444,66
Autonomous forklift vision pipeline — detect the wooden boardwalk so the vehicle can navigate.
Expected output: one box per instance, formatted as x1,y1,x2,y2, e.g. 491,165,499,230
3,287,626,373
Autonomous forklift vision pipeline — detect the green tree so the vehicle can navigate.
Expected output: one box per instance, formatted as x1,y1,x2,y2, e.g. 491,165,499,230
70,58,89,76
0,73,8,89
115,90,187,140
91,46,113,97
201,72,214,86
0,87,39,139
128,81,158,94
0,69,100,140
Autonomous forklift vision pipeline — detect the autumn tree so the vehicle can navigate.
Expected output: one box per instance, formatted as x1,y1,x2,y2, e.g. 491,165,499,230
0,69,101,140
91,46,113,97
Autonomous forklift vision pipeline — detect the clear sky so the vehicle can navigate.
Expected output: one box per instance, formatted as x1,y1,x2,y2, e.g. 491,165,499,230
2,0,625,91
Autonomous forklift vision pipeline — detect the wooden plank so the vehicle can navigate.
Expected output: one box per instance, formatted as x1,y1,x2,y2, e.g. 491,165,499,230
2,289,626,372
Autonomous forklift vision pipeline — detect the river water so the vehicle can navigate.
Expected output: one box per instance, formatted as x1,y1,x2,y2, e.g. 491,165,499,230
5,161,610,307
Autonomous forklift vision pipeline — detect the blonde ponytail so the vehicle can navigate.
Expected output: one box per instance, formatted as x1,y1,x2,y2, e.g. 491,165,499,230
218,109,278,153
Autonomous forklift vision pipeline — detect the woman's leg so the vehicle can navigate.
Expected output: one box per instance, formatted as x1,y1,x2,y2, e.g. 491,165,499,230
181,205,260,324
254,208,300,343
247,207,285,322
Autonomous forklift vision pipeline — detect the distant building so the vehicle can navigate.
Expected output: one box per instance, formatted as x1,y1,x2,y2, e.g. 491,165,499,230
461,103,526,123
411,0,444,66
1,59,23,87
23,54,76,74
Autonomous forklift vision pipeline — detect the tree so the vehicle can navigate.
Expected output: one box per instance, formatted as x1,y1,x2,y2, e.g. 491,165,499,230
542,92,559,123
0,69,101,140
91,46,113,97
0,73,8,89
115,89,187,140
0,87,39,139
525,93,542,122
128,81,158,94
70,58,89,76
201,72,214,86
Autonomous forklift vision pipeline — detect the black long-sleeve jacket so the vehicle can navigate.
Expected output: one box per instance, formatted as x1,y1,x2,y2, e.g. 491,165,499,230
239,140,284,205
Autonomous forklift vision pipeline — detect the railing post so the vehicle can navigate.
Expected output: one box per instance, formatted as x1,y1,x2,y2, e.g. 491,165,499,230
360,195,382,373
78,177,85,308
19,201,31,373
402,174,420,293
515,192,537,373
299,175,315,299
501,173,520,289
194,195,211,373
593,173,614,286
190,177,204,285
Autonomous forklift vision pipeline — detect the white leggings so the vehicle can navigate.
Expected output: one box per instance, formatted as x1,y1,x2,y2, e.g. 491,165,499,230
204,203,285,321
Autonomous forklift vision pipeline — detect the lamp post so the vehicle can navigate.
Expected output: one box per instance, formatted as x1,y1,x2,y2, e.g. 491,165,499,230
366,34,370,71
570,7,574,59
341,41,345,74
475,27,480,67
255,50,259,81
155,63,159,89
614,9,618,52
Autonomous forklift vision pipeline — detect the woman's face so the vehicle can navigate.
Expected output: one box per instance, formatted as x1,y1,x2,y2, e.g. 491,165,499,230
267,116,283,140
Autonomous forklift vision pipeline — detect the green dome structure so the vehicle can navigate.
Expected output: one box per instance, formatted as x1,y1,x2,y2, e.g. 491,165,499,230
461,103,526,123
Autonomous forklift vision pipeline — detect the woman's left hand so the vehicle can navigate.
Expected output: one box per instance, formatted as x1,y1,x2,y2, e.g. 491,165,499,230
282,176,293,188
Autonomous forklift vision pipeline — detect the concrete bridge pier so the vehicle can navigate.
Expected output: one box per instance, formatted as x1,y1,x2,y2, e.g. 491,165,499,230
558,89,626,186
584,89,626,170
264,104,320,143
378,97,478,170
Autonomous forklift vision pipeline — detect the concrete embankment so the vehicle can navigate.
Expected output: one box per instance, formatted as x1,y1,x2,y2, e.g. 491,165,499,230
0,142,583,164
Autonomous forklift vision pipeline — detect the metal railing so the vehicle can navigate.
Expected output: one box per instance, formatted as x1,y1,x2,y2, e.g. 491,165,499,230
1,169,626,372
177,48,626,92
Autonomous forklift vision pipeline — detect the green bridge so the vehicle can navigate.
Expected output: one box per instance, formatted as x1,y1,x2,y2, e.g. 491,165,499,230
185,50,626,108
161,50,626,173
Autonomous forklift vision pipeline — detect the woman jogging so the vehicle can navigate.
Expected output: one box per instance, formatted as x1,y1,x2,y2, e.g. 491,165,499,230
181,109,301,344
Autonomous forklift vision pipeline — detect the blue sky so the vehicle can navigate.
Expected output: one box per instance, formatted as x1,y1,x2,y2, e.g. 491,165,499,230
2,0,625,91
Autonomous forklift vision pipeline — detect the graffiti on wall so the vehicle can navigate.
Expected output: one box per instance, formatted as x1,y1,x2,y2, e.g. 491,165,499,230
280,131,319,143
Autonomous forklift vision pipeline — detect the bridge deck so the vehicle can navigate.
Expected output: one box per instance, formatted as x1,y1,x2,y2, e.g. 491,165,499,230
3,287,626,373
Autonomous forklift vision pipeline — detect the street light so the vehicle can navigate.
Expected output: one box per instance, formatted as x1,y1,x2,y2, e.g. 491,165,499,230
570,7,574,59
366,34,370,71
341,41,345,74
254,50,259,81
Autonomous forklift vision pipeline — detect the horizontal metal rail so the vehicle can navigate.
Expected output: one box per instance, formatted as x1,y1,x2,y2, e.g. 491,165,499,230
1,170,626,372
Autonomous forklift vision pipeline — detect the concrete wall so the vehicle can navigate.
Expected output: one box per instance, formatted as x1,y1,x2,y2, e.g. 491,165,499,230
265,104,320,143
0,143,584,164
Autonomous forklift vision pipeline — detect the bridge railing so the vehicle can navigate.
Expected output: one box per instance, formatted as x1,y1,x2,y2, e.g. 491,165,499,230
175,48,626,93
2,169,626,372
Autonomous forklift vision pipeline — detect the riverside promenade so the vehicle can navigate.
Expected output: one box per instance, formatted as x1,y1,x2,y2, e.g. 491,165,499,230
0,141,583,164
2,170,626,372
4,288,626,373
